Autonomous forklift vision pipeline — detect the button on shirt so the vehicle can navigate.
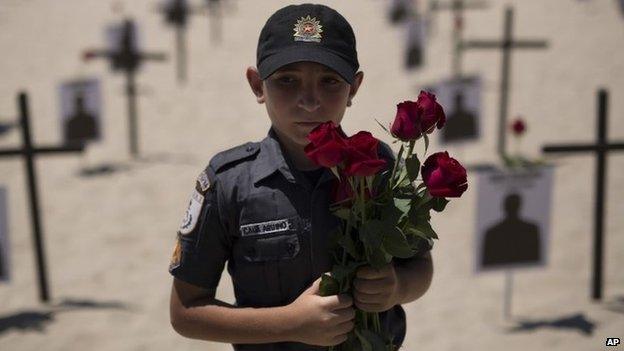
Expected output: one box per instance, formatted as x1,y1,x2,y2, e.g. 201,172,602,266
170,127,415,350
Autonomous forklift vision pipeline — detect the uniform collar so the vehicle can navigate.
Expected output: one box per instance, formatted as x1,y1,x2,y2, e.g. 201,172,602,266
252,127,336,187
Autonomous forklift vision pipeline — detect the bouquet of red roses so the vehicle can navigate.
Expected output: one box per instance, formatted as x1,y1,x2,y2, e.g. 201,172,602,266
304,91,468,351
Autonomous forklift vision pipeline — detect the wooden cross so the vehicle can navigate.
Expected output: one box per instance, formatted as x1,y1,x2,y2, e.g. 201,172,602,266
460,6,548,158
429,0,488,76
0,92,84,303
159,0,205,83
543,89,624,300
205,0,223,45
83,18,167,159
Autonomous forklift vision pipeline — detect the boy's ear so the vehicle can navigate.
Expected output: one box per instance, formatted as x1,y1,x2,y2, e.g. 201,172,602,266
348,71,364,105
246,67,265,104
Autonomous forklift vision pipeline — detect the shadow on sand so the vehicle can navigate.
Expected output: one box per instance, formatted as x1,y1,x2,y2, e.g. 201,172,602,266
0,297,131,334
508,313,596,335
76,152,198,178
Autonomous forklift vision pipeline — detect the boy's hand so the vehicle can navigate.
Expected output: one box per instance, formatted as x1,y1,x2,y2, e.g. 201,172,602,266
286,276,356,347
353,264,401,313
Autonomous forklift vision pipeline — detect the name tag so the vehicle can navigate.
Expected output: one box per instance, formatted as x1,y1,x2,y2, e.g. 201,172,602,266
240,218,291,237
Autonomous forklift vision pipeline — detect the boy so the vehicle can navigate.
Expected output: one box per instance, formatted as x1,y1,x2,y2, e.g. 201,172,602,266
169,4,433,350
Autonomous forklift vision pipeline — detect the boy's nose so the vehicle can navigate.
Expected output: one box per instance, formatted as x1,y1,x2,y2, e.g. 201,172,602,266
297,85,321,113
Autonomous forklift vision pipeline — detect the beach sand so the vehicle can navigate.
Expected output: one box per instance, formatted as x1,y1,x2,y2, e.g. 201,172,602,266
0,0,623,350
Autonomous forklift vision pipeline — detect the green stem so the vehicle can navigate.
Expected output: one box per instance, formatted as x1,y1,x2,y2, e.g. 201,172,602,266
359,177,366,220
388,144,404,192
373,313,381,334
338,182,354,293
407,140,415,159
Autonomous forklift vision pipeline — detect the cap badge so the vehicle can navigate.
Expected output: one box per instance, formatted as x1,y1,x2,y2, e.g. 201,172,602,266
293,15,323,43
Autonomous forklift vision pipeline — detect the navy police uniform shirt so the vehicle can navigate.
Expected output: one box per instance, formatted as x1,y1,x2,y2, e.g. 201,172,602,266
169,127,431,350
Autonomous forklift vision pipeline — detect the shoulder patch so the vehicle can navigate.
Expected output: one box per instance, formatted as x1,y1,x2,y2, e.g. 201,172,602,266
179,189,205,235
210,142,260,173
196,170,211,194
169,239,182,271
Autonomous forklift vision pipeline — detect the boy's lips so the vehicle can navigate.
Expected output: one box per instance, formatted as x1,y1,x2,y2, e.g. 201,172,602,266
296,120,328,125
295,122,323,128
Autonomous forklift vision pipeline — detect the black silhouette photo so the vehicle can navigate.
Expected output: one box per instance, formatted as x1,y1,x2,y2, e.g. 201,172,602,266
58,79,101,145
442,92,478,142
405,15,426,69
481,193,541,267
425,76,481,144
475,167,554,271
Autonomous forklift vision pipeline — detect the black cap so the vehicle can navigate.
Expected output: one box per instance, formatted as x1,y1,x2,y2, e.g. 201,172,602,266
256,4,359,84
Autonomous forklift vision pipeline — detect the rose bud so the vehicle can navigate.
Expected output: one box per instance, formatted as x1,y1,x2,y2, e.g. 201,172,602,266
416,90,446,134
390,101,422,141
422,151,468,198
82,50,97,61
510,118,526,137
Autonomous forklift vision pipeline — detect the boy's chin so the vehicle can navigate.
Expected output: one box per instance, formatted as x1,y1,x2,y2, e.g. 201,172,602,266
292,135,311,148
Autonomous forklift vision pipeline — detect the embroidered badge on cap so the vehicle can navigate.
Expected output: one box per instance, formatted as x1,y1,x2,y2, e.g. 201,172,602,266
197,170,210,193
293,15,323,43
179,189,205,235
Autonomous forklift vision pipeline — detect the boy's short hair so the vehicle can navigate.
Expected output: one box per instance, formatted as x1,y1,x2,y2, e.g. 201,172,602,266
256,3,359,84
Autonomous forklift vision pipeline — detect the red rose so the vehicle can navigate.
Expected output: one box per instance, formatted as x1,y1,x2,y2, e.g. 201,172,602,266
82,50,97,62
304,122,348,168
422,151,468,198
416,91,446,133
390,101,422,141
510,118,526,137
343,132,387,177
390,91,446,141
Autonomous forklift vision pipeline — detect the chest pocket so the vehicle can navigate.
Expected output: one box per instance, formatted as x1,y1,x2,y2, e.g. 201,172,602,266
232,191,312,307
242,232,300,262
233,219,310,307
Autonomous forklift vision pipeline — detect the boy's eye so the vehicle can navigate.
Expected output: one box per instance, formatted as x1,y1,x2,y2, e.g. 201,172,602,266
322,76,342,86
277,76,297,84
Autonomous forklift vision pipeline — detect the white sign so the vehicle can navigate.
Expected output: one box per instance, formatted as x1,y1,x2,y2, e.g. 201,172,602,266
404,14,427,69
58,78,102,145
0,187,9,282
425,76,482,144
475,166,554,272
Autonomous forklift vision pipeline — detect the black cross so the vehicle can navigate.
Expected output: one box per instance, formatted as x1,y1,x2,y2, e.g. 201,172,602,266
0,92,84,303
159,0,204,83
543,89,624,300
205,0,223,45
429,0,488,76
83,18,167,159
460,6,548,158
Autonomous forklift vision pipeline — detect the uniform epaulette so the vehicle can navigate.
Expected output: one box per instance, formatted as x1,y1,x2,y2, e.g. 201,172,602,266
209,142,261,174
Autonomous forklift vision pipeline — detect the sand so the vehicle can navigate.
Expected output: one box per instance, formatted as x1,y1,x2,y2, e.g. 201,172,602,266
0,0,623,350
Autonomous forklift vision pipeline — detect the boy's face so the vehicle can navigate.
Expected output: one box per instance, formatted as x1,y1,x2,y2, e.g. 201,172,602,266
247,61,363,148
